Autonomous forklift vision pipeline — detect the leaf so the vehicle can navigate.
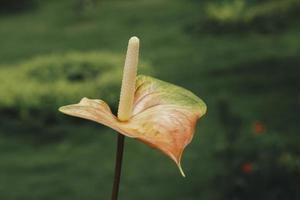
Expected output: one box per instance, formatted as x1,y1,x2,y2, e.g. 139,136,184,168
59,75,207,176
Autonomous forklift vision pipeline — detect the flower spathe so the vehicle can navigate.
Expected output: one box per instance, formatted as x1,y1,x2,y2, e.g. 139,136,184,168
59,75,207,176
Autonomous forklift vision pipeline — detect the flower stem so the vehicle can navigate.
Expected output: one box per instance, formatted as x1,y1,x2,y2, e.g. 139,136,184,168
111,134,125,200
111,36,140,200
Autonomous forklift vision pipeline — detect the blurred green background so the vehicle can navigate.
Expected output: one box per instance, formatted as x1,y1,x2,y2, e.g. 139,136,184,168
0,0,299,199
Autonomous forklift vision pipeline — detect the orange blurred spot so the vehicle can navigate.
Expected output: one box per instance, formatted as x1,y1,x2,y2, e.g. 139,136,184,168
241,163,253,174
253,121,266,135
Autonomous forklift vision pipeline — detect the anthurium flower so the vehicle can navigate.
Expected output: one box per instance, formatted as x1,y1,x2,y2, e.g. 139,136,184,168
59,37,207,177
59,75,206,176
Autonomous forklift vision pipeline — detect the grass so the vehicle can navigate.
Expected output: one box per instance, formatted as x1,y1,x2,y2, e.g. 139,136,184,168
0,0,299,199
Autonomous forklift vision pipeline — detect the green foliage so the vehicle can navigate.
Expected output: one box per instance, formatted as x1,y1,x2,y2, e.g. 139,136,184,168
0,52,152,124
214,99,300,200
73,0,100,20
206,0,246,23
0,0,37,14
201,0,300,33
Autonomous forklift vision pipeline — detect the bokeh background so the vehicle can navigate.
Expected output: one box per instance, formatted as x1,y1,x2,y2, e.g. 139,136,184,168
0,0,299,199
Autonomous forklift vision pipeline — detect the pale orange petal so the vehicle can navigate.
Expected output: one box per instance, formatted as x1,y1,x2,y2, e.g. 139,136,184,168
59,75,207,176
59,97,139,139
121,76,206,176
